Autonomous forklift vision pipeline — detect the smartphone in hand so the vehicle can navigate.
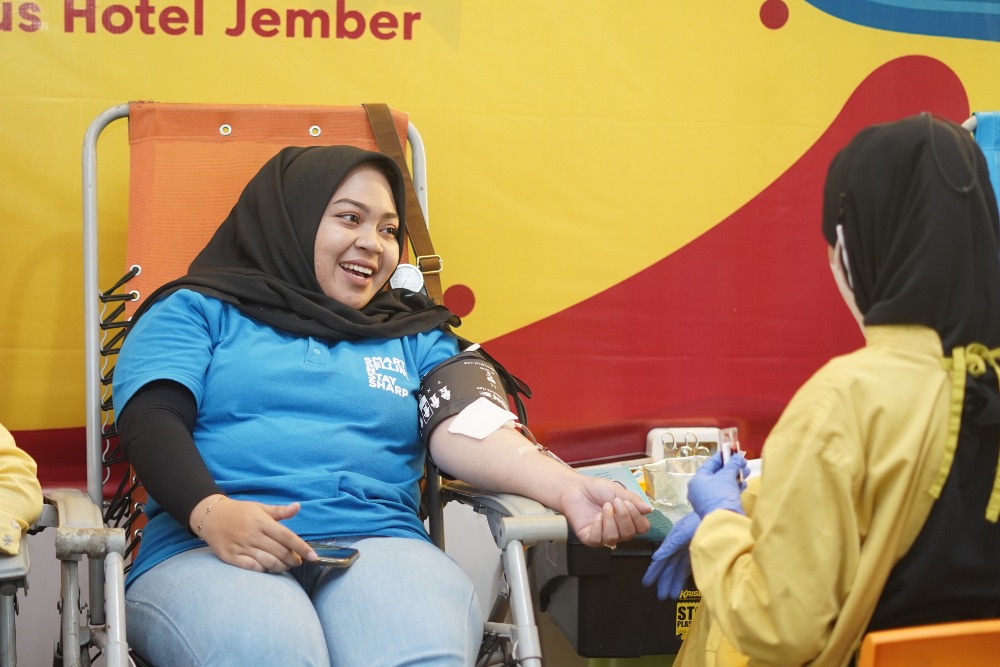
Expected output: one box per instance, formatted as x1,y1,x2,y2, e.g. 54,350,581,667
306,542,359,568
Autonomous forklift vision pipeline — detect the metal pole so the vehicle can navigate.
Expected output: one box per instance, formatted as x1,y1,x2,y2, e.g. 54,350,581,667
60,560,81,667
81,104,130,627
503,541,543,667
82,103,129,508
99,552,128,667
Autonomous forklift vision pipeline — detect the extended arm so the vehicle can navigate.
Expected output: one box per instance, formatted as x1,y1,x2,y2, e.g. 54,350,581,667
429,420,651,547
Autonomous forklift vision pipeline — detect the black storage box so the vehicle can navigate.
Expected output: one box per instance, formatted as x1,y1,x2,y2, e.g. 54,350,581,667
531,538,700,658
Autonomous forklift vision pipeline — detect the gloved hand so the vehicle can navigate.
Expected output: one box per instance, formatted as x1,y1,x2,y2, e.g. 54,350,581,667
642,511,700,600
687,450,750,518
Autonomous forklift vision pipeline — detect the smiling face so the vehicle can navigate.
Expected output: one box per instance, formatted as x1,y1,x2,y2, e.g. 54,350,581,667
313,164,401,309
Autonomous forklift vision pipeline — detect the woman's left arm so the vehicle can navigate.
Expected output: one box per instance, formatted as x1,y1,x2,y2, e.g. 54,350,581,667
428,419,652,547
0,423,43,555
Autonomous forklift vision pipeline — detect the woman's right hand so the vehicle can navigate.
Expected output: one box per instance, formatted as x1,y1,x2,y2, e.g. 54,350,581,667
189,495,317,572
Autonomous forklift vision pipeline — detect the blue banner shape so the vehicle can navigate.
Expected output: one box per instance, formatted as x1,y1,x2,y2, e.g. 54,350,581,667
805,0,1000,41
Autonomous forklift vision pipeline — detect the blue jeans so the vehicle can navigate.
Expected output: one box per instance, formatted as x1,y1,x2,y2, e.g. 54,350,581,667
125,537,483,666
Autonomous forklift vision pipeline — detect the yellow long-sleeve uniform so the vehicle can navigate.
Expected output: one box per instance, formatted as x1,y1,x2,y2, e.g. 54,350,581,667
0,423,43,555
678,325,960,666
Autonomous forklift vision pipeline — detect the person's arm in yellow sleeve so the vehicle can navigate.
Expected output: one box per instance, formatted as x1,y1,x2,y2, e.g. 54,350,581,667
689,378,862,664
0,423,44,556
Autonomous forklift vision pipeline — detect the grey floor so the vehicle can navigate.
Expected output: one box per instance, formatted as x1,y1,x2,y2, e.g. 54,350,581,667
538,610,590,666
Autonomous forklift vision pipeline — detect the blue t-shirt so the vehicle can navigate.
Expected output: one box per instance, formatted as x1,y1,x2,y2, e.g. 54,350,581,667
113,289,460,585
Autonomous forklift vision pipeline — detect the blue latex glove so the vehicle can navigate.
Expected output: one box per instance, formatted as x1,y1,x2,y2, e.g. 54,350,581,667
642,511,700,600
687,450,750,518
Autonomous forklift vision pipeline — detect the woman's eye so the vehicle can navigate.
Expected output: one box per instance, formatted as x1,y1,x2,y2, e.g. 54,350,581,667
381,226,399,238
338,212,360,224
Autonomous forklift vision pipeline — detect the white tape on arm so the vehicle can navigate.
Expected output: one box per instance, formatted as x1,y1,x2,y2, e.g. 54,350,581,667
447,396,519,440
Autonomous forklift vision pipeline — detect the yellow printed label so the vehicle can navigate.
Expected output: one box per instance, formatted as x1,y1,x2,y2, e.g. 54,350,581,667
675,589,702,639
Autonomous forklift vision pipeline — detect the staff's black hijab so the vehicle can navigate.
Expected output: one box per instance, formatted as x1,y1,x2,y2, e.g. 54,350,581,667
130,145,459,340
821,113,1000,351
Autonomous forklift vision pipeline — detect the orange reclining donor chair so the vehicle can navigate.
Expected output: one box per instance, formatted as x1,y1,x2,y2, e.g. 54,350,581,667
75,101,567,666
857,618,1000,667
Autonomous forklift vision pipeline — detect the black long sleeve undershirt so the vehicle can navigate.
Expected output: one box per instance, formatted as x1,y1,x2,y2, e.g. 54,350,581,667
116,379,224,532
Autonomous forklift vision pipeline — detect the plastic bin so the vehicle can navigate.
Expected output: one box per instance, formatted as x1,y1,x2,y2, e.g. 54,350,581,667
532,538,700,658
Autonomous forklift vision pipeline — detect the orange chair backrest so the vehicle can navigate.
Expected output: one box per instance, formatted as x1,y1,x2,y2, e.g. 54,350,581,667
857,619,1000,667
124,102,409,314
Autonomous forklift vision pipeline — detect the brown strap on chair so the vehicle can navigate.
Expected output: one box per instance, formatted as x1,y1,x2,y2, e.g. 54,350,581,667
363,103,444,305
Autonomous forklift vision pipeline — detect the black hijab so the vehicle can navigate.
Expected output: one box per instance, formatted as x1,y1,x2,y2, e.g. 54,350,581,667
822,113,1000,351
130,145,459,340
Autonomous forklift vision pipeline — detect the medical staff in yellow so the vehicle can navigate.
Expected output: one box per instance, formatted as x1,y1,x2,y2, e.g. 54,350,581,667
0,423,43,556
644,114,1000,666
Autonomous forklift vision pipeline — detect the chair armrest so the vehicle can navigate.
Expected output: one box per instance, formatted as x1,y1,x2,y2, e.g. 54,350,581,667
441,480,568,548
39,489,126,560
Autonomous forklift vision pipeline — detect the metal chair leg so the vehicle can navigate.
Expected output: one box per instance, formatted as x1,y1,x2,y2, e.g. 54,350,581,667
1,588,18,667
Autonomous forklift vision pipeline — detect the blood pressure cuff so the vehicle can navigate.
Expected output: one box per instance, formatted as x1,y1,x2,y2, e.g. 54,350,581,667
417,348,513,442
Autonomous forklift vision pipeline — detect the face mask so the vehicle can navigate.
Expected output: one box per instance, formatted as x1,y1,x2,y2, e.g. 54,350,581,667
830,224,865,331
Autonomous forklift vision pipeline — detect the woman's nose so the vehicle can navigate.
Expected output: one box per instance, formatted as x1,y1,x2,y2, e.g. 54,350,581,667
355,225,384,254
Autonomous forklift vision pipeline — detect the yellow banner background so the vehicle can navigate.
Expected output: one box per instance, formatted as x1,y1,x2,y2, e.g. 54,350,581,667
2,1,999,431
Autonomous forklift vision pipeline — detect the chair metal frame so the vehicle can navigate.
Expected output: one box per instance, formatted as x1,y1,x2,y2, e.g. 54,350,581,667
73,102,566,667
0,538,30,667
